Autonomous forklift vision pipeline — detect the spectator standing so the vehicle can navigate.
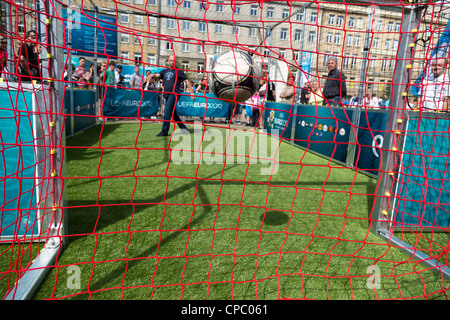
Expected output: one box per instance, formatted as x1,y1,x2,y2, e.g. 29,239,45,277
280,74,295,103
310,81,324,106
370,94,380,108
300,82,311,104
322,58,347,106
130,65,142,88
74,57,92,88
102,61,116,86
153,55,195,136
17,30,40,83
114,65,122,86
418,57,450,111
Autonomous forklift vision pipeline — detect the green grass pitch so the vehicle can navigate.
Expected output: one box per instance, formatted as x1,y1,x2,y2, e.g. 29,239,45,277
1,121,448,300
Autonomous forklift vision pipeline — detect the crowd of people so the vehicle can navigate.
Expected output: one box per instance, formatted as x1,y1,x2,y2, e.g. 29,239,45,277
1,31,449,134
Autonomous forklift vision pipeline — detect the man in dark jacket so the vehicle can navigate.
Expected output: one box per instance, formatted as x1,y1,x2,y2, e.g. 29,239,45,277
322,58,346,106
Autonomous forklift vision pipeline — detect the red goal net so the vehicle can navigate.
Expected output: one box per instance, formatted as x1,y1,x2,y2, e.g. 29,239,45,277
0,0,449,301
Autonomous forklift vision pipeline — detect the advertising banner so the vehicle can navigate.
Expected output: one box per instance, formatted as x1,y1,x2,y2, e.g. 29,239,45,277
64,89,96,136
102,88,159,118
176,93,231,118
264,102,295,140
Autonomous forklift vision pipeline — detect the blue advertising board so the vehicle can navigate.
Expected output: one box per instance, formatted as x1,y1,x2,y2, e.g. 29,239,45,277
393,115,450,230
0,89,39,238
64,89,96,136
102,88,159,118
176,93,231,118
264,102,295,140
293,104,353,163
62,9,118,57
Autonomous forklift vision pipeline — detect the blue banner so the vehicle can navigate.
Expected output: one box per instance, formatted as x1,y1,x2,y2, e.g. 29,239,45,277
293,104,354,163
264,102,295,140
0,89,39,238
64,89,96,136
411,18,450,96
62,9,118,57
394,115,450,229
102,88,159,118
176,93,230,118
354,110,387,175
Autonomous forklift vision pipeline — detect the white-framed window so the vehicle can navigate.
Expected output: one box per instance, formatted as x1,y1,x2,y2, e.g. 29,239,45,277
395,23,401,32
215,24,223,34
249,28,257,37
279,49,285,58
346,35,353,46
134,0,143,4
134,35,144,45
214,46,222,55
370,56,376,70
267,7,274,18
134,15,143,25
351,55,358,69
168,0,175,6
348,17,355,27
250,5,258,16
232,26,240,35
147,54,156,65
381,58,388,71
121,34,130,43
199,22,206,32
392,39,399,50
183,21,191,31
387,22,394,31
282,9,289,19
147,0,157,5
120,14,129,24
308,30,315,42
181,61,189,70
334,33,341,44
356,18,363,28
183,0,191,9
328,14,335,24
373,38,379,48
384,39,391,50
311,13,317,23
148,16,157,26
120,51,129,62
167,18,175,29
182,40,190,52
134,53,142,63
343,54,350,68
375,20,382,30
280,28,288,40
216,1,223,12
233,5,241,14
197,62,205,71
148,37,156,46
336,15,344,26
323,51,330,66
294,29,301,41
198,42,204,53
326,33,333,43
354,35,360,46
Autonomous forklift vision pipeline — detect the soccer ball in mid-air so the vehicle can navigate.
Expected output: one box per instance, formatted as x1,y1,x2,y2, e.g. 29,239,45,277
209,50,261,103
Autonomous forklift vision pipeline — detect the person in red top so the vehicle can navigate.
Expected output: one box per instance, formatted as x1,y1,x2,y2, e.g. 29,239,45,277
17,30,40,83
74,57,93,88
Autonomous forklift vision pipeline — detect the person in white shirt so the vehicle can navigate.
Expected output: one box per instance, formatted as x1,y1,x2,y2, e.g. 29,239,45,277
370,94,379,108
419,57,450,112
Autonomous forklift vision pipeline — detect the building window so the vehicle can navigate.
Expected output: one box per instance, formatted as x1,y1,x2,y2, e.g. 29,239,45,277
395,23,400,32
328,15,335,24
149,17,157,26
167,18,175,29
356,18,363,28
232,26,240,35
294,29,301,41
199,22,206,32
183,21,191,31
354,36,360,46
215,24,223,34
336,15,344,26
373,37,379,48
282,9,289,19
384,39,391,50
249,28,257,37
326,33,333,43
182,41,190,52
168,0,175,6
216,1,223,12
267,7,274,18
181,61,189,70
148,54,156,64
334,33,341,44
343,54,349,68
375,20,382,30
234,5,241,14
348,17,355,27
197,62,205,71
134,53,142,63
251,5,258,16
280,28,288,40
308,30,315,42
120,51,129,62
387,22,394,31
183,0,191,9
148,37,156,46
311,13,317,23
346,35,353,46
134,15,143,25
121,34,129,43
351,55,358,69
120,14,129,24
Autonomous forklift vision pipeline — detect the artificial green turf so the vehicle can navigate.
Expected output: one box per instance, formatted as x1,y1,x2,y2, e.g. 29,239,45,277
1,121,448,300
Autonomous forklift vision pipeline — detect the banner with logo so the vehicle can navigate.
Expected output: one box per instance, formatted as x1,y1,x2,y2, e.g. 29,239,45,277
64,89,96,136
264,102,295,140
0,88,39,239
354,110,388,175
102,88,159,118
293,105,354,163
176,93,231,118
393,114,450,229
